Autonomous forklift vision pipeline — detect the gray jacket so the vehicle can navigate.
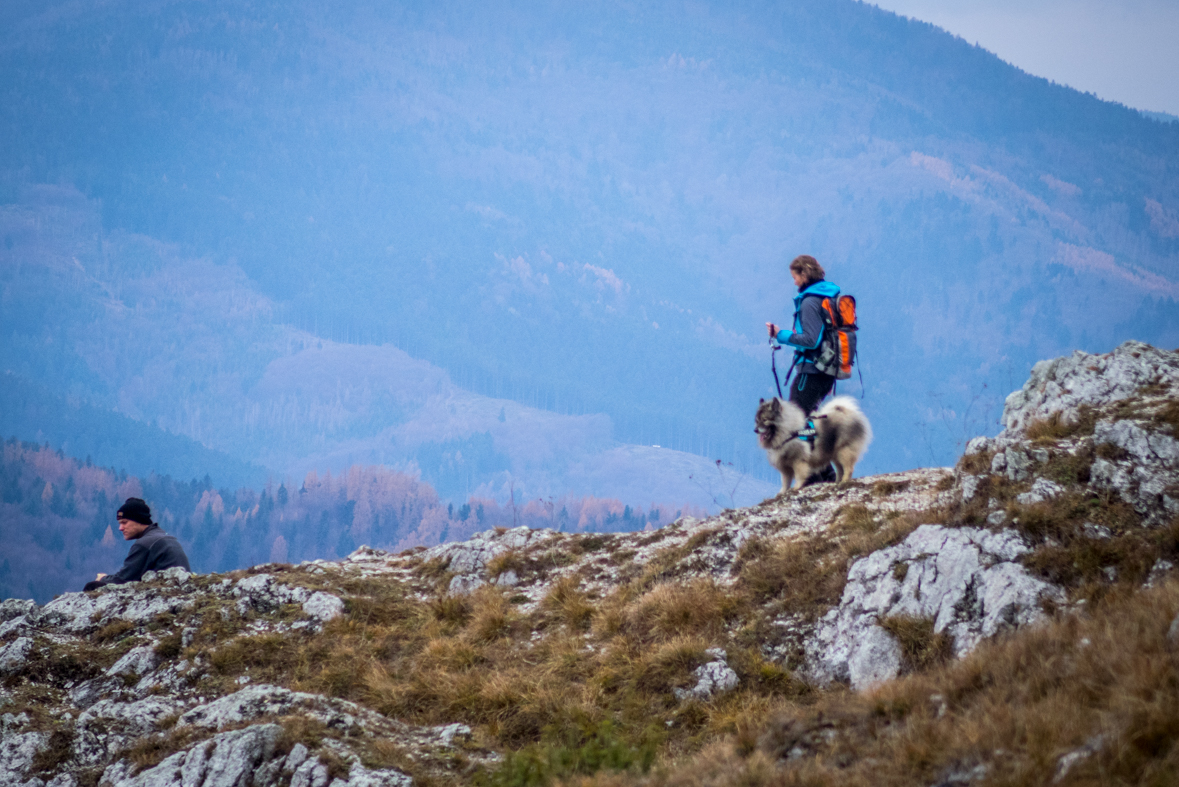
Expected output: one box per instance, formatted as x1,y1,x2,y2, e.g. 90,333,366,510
96,525,191,586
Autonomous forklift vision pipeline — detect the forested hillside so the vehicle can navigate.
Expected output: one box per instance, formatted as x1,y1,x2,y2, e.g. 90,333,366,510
1,0,1176,508
0,438,698,602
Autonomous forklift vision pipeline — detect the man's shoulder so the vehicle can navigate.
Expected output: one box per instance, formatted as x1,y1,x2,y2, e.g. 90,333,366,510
139,526,179,547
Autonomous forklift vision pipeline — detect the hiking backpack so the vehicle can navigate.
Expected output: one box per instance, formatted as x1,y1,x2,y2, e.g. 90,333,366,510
812,292,857,380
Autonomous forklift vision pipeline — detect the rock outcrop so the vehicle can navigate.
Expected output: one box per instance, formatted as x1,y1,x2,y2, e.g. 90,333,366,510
806,525,1063,690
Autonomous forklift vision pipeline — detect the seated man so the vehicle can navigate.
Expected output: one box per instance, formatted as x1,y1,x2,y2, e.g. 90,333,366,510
84,498,191,591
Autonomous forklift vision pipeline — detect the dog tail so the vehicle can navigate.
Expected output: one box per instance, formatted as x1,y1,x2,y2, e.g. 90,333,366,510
817,395,873,446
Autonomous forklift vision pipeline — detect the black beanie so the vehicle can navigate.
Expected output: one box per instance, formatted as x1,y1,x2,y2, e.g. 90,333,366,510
117,497,153,526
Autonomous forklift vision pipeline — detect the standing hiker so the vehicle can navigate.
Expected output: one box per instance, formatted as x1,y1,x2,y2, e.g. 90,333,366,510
84,497,190,591
765,255,841,415
765,255,842,483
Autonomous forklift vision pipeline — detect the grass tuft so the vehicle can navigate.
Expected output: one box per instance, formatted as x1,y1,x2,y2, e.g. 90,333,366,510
540,575,595,631
879,615,954,673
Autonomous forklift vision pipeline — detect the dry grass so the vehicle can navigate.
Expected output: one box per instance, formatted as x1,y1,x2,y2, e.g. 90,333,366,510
878,616,954,674
168,498,1169,786
572,579,1179,787
124,728,205,771
91,619,135,644
30,728,75,774
1041,443,1096,486
871,480,910,497
736,508,923,620
956,450,993,475
1154,400,1179,433
1025,405,1098,444
488,551,527,579
541,575,596,631
621,579,738,643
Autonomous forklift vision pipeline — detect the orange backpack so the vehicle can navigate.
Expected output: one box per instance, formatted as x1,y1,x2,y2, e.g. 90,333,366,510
813,293,857,380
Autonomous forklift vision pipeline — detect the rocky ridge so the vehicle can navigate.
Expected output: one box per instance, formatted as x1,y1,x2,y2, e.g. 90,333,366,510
0,340,1176,787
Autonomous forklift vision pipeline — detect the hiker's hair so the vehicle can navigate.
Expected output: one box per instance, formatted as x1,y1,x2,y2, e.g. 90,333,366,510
789,255,825,284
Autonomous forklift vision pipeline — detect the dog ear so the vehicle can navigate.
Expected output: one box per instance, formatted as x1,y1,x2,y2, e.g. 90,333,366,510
759,398,764,404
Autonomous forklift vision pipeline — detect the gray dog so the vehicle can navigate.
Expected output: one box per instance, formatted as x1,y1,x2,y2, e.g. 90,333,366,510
755,396,873,494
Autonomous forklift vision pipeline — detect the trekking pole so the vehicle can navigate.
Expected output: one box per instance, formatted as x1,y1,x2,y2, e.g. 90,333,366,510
770,338,784,398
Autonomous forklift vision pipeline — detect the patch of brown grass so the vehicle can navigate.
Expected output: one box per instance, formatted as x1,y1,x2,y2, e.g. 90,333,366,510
575,580,1179,787
1041,443,1095,485
91,619,135,644
879,616,954,674
124,728,205,771
430,594,473,627
1154,400,1179,434
1028,404,1099,444
464,586,519,644
736,509,923,619
621,579,738,643
541,575,596,631
956,450,993,475
30,728,75,774
872,480,910,497
154,632,182,660
487,551,526,579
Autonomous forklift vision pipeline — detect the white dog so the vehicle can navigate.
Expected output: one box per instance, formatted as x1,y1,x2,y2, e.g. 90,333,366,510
755,396,873,493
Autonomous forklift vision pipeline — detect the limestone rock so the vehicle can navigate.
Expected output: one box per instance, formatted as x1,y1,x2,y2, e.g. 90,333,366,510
141,567,192,587
673,648,739,700
1001,341,1179,436
289,758,330,787
806,525,1064,690
0,731,47,787
1016,478,1065,506
105,646,161,678
100,723,281,787
39,587,192,635
0,637,32,675
178,685,310,729
0,599,36,623
74,697,182,766
233,574,311,615
335,762,413,787
302,592,345,623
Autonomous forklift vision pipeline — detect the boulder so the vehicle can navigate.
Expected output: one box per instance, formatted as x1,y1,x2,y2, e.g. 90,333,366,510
0,731,47,787
0,599,36,623
673,648,739,701
105,646,161,679
1016,478,1065,506
806,525,1064,690
233,574,311,615
100,723,281,787
302,592,345,623
0,637,32,675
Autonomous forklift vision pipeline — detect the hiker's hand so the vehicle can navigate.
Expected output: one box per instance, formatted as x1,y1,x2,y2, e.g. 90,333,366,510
95,573,107,580
766,322,778,338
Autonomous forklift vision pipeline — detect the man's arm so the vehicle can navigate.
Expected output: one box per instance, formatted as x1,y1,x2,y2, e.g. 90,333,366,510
100,540,152,585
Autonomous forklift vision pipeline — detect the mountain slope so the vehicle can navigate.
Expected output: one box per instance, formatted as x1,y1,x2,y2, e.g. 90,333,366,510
1,342,1176,786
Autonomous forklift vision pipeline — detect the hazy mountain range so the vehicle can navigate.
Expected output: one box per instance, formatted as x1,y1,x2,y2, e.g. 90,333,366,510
2,0,1176,510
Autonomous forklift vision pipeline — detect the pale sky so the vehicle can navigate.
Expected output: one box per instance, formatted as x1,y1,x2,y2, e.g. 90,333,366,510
871,0,1179,116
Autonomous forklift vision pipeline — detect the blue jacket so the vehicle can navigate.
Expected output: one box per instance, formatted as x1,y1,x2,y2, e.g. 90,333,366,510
776,280,840,375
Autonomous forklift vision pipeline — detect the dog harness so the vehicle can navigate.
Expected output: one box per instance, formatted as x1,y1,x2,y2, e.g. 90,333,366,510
783,420,819,445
